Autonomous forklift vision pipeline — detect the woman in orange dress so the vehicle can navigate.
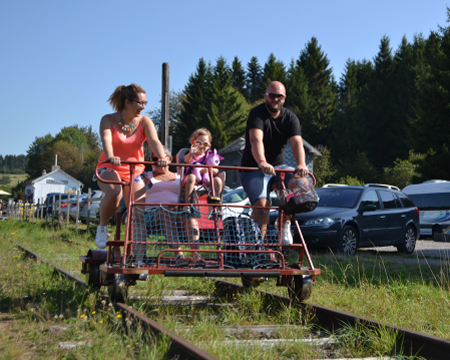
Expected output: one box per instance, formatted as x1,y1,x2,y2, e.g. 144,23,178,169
95,83,167,248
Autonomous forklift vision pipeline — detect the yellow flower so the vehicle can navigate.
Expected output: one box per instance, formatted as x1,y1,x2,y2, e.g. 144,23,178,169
117,314,122,318
94,322,97,324
17,264,21,267
92,311,96,315
100,320,104,324
80,314,86,318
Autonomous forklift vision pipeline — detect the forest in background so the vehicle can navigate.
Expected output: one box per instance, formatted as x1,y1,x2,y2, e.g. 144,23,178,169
4,9,450,199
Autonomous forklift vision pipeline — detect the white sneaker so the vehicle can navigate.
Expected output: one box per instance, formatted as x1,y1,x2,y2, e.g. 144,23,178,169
95,225,108,249
282,221,293,245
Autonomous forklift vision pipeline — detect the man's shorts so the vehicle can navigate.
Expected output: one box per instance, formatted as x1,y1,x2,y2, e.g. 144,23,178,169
240,164,294,205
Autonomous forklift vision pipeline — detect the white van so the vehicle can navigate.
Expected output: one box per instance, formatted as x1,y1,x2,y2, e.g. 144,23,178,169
402,180,450,238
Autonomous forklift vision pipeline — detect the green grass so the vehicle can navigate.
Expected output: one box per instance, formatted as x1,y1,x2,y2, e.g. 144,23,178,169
0,173,27,188
0,219,443,359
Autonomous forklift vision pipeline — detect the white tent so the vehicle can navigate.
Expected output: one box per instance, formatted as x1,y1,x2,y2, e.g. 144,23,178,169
0,190,11,196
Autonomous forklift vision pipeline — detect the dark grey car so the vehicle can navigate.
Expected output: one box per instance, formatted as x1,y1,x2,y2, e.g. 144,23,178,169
270,184,420,255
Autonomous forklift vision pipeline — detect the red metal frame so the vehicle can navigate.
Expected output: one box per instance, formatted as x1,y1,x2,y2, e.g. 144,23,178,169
83,160,320,285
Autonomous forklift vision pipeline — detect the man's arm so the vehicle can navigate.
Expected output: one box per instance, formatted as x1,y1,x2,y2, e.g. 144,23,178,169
249,128,275,175
289,135,309,176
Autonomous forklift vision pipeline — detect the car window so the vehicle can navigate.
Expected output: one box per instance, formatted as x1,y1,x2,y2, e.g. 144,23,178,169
316,188,362,208
360,190,381,209
379,190,397,209
223,189,247,203
406,193,450,210
397,192,415,208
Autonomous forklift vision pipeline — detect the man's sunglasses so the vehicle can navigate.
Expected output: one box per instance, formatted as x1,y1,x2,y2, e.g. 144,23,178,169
265,92,286,100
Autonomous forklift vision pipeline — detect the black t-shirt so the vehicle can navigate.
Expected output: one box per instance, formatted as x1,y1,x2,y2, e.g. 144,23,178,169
241,103,302,168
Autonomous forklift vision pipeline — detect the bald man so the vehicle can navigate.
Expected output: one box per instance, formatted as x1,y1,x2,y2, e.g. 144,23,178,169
240,81,308,243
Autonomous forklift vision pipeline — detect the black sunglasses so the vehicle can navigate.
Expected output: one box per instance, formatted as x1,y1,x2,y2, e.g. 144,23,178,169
265,92,286,100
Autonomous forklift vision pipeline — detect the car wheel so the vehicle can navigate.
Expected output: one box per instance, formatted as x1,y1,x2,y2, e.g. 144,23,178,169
397,225,416,254
338,225,358,256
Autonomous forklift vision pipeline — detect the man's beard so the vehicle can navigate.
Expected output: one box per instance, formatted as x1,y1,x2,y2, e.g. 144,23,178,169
265,101,282,113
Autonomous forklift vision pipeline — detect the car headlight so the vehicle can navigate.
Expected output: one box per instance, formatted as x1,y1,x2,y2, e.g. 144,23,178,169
305,217,336,226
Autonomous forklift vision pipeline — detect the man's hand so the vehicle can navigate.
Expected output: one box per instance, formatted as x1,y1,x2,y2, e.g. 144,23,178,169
295,164,309,177
259,161,276,176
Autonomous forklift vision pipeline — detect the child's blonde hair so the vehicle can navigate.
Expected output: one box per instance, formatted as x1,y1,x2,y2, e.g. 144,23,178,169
189,128,212,143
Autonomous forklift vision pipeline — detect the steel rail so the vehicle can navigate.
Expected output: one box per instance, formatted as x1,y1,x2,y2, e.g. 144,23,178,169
16,244,219,360
213,278,450,360
22,237,450,359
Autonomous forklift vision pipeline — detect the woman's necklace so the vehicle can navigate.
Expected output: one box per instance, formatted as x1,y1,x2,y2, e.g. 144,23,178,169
118,112,137,132
154,172,173,180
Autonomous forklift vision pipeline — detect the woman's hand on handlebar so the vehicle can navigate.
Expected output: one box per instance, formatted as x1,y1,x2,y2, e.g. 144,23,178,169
155,158,168,167
108,156,121,165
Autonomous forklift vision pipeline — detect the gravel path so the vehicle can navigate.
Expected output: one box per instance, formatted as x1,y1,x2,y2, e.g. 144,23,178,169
359,240,450,266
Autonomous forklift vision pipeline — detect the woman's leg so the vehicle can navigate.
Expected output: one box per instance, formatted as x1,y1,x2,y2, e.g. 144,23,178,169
97,171,123,226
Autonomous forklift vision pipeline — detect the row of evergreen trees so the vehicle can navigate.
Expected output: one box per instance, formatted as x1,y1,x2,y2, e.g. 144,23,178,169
157,10,450,188
8,9,450,198
0,155,27,174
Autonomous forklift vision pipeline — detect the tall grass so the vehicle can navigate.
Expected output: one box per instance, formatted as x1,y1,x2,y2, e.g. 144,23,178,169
1,219,448,359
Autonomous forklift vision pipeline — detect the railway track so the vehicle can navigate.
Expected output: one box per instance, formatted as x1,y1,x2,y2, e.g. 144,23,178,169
15,242,450,360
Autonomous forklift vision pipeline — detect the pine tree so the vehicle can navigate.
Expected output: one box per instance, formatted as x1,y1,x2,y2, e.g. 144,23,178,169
297,37,337,146
246,56,263,103
412,10,450,180
261,53,287,93
231,56,247,98
173,58,213,151
174,57,250,152
285,59,309,122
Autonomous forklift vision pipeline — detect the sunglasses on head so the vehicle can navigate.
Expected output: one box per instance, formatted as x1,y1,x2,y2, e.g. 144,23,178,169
195,140,211,147
265,92,286,100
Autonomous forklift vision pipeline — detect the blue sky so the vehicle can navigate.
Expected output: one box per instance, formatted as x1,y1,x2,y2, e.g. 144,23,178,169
1,0,448,156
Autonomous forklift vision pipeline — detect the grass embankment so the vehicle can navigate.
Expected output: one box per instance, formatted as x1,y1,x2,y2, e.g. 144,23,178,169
1,173,27,188
1,219,447,359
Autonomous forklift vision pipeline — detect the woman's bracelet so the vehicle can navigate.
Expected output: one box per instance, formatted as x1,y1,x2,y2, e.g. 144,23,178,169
258,160,266,165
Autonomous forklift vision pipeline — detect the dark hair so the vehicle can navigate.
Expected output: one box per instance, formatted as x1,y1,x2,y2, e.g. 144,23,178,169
107,83,145,112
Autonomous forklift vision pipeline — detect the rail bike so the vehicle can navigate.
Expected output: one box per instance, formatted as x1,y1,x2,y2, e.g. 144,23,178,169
80,160,321,304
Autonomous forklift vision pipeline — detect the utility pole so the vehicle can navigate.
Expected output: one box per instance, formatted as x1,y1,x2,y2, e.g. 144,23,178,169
161,63,170,146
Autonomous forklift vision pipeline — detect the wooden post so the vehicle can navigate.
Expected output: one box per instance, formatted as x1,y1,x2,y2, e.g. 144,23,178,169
75,190,80,232
86,188,91,233
51,195,56,228
66,195,70,227
161,62,170,146
58,193,62,229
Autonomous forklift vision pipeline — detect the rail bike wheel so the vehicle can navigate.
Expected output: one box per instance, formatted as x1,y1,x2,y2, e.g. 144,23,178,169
85,263,101,289
288,275,313,304
108,274,129,303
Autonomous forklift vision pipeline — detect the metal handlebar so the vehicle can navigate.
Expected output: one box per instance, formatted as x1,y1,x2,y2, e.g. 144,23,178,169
95,160,316,188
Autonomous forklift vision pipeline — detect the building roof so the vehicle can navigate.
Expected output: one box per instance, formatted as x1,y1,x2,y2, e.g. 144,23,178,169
24,167,84,187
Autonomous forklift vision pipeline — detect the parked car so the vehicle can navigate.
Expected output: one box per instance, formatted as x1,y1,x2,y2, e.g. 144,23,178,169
402,180,450,239
221,186,279,219
269,183,420,256
35,192,76,219
69,190,103,222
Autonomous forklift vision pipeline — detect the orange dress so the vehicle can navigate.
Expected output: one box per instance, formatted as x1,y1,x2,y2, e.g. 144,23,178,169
98,115,146,182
